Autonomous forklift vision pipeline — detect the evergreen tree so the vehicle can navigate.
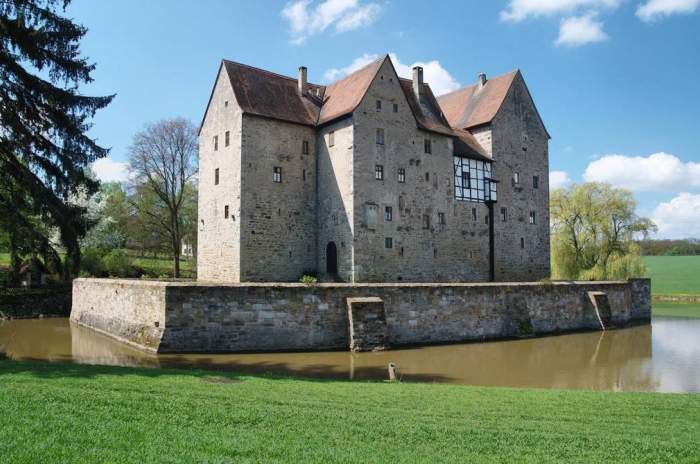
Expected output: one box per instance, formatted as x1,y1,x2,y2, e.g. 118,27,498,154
0,0,114,279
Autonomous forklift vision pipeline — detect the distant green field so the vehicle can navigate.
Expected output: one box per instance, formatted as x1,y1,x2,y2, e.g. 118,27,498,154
652,302,700,318
643,255,700,296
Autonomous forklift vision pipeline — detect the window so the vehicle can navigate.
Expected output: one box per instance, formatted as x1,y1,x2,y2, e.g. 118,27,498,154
385,237,393,249
438,212,445,225
513,172,520,185
424,138,432,154
423,214,430,229
397,168,406,183
520,237,525,249
472,208,477,221
399,247,404,257
225,131,230,147
224,100,229,107
215,168,219,185
376,128,385,145
273,167,282,183
302,140,309,154
329,131,335,147
425,172,430,182
385,206,393,221
501,207,507,222
454,157,496,203
224,205,229,219
302,169,306,182
214,135,218,151
393,103,398,113
375,165,384,180
533,175,539,189
376,99,382,111
529,211,536,224
485,214,489,225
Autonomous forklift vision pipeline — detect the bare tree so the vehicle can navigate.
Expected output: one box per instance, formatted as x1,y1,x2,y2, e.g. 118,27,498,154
128,118,198,277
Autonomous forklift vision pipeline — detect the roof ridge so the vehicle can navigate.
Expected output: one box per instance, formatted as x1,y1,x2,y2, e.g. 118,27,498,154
222,59,323,88
438,69,519,99
324,55,385,88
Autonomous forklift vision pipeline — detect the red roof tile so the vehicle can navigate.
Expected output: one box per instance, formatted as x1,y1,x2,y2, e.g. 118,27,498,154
398,78,454,136
453,128,491,161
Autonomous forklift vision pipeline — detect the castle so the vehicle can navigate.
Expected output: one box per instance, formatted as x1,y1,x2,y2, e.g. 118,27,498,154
197,55,550,283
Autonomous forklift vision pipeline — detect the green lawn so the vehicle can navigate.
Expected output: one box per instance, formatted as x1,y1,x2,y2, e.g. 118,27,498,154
0,252,9,266
0,361,698,463
643,255,700,296
652,302,700,318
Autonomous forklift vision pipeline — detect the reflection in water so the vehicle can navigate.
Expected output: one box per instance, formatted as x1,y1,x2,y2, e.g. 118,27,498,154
1,316,699,393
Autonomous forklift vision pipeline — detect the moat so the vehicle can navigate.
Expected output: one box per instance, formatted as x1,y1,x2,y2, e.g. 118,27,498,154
2,308,699,393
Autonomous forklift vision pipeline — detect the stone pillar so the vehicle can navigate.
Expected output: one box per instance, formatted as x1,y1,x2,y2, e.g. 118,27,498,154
346,297,388,352
629,278,652,323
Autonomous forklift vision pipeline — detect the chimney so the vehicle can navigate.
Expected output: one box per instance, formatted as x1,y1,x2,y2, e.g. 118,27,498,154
478,72,487,89
412,66,424,100
298,66,307,96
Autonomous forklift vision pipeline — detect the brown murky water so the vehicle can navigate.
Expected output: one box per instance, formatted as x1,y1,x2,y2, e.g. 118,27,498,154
1,315,699,392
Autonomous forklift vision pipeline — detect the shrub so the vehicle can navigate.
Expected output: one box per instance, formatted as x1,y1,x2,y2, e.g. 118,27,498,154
103,250,133,278
81,248,106,277
299,274,318,285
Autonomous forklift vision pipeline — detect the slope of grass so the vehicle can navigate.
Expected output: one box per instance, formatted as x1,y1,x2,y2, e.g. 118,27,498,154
0,360,699,463
643,255,700,296
652,302,700,318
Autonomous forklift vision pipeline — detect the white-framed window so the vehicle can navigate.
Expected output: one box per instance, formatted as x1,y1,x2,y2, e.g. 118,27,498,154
273,167,282,183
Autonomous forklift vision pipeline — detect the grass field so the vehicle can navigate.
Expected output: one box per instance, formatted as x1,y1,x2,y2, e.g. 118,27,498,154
643,255,700,296
0,360,699,463
652,302,700,318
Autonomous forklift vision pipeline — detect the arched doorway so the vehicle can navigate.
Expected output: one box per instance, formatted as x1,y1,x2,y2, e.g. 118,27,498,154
326,242,338,275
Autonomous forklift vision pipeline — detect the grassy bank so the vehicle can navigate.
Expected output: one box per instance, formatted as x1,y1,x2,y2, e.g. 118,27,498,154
643,255,700,296
652,302,700,319
0,361,698,463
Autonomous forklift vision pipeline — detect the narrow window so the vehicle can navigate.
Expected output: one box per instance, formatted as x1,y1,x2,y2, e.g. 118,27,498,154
500,207,507,222
224,205,229,219
424,138,432,154
224,100,229,107
273,166,282,183
385,206,393,221
533,175,539,189
513,172,520,185
214,168,219,185
520,237,525,249
214,135,218,151
329,131,335,147
438,212,445,225
399,247,404,256
393,103,398,113
376,99,382,111
397,168,406,183
376,128,385,145
485,214,489,225
529,211,536,224
423,214,430,229
225,131,230,147
302,169,306,182
375,165,384,180
433,248,438,258
385,237,393,249
425,172,429,182
302,140,309,154
472,208,477,221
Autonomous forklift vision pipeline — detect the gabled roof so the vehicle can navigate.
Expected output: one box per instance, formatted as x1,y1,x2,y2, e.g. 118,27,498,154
453,128,491,161
398,78,454,136
437,70,518,130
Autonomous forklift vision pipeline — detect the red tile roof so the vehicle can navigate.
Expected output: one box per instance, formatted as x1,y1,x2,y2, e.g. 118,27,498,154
398,78,454,136
453,128,491,161
437,70,518,129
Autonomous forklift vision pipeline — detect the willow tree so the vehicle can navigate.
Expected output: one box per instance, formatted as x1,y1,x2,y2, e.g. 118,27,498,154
550,183,656,280
0,0,114,279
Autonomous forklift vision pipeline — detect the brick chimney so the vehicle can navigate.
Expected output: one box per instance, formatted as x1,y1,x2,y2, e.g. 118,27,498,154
478,72,487,89
298,66,307,96
412,66,424,100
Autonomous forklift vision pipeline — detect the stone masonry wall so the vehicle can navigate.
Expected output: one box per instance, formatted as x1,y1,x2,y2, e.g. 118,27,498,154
71,278,651,353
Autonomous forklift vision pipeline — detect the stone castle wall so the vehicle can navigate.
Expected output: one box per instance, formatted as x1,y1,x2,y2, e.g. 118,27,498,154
71,278,651,353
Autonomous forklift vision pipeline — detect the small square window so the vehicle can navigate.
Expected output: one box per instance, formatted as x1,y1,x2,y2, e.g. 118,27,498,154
385,206,393,221
533,175,539,189
393,103,398,113
385,237,393,249
397,168,406,183
424,138,432,154
376,100,382,111
302,140,309,154
501,207,507,222
438,212,445,225
329,131,335,147
214,168,219,185
529,211,536,224
224,205,229,219
375,165,384,180
423,214,430,229
273,166,282,183
225,131,230,147
224,100,229,107
214,135,218,151
376,128,385,145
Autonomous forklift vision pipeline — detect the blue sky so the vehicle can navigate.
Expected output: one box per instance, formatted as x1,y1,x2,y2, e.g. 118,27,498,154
68,0,700,238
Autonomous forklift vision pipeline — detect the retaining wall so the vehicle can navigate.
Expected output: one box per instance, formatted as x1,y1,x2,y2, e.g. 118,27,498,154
70,278,651,353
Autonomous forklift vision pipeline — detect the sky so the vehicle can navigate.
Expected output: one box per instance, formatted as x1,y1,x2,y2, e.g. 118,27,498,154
67,0,700,239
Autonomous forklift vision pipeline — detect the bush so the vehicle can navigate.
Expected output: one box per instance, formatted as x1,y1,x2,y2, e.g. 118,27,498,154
80,248,106,277
103,250,133,278
299,274,318,285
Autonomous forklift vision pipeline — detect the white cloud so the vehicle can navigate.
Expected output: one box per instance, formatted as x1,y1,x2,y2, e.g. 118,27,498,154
555,14,608,46
549,170,572,189
636,0,700,21
281,0,380,44
583,152,700,192
323,52,461,96
91,157,129,183
651,193,700,239
500,0,621,22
